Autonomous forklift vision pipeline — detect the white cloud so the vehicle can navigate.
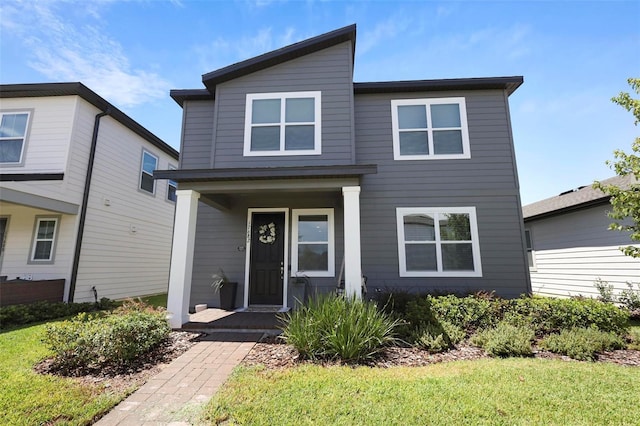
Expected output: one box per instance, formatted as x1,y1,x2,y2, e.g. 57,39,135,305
0,1,170,108
193,26,302,73
358,14,413,55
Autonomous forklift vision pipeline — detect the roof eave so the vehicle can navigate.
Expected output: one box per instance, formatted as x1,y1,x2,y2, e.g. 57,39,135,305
201,24,357,91
523,197,610,222
354,76,524,96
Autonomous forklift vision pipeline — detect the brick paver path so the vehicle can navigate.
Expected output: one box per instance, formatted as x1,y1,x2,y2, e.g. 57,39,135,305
95,332,262,425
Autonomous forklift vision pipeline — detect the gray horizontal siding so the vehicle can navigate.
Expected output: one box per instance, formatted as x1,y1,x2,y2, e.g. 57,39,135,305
211,42,354,168
354,90,528,297
180,100,214,169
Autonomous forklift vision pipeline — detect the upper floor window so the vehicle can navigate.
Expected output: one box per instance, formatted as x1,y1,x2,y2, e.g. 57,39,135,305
30,217,59,263
244,92,321,156
167,165,177,202
396,207,482,277
139,150,158,194
291,209,334,277
391,98,470,160
0,111,30,164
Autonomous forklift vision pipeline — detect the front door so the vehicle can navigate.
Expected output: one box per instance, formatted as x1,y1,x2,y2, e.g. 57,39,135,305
249,212,285,305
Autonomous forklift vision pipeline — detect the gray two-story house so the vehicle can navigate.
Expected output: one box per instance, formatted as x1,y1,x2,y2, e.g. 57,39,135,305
156,24,530,327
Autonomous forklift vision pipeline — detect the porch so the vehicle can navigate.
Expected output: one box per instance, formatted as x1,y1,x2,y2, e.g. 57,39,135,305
182,308,282,334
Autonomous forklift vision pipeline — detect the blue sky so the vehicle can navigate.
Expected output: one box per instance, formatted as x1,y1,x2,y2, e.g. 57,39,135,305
1,0,638,205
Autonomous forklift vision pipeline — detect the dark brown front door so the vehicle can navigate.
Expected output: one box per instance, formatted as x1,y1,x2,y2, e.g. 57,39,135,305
249,212,285,305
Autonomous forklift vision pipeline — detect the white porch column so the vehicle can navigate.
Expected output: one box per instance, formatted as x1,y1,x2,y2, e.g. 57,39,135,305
167,189,200,328
342,186,362,299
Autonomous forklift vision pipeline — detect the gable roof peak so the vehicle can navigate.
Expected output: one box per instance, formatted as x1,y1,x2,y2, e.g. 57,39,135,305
201,24,356,91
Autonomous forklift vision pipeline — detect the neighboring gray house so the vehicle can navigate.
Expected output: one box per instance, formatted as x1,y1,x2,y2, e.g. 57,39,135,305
0,83,179,303
523,175,640,299
156,24,531,328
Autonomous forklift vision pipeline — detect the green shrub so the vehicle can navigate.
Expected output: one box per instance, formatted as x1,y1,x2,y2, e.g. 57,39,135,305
625,328,640,350
412,321,465,353
471,322,534,357
280,294,400,362
505,297,628,335
0,299,115,329
619,282,640,311
540,328,625,361
43,301,170,369
428,294,502,333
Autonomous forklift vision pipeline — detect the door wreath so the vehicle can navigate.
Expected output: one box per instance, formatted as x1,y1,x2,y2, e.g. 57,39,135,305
258,222,276,244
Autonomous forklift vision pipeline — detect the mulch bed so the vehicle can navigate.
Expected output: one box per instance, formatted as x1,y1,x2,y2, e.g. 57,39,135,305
241,335,640,369
34,331,640,396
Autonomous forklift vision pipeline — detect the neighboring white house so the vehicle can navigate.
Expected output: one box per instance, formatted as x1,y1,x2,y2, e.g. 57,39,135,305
523,175,640,299
0,82,179,303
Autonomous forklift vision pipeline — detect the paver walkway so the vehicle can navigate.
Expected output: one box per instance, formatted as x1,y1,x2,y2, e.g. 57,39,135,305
95,332,262,426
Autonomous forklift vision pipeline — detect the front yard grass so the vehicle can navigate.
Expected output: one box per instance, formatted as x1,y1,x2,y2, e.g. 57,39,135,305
207,359,640,425
0,322,132,425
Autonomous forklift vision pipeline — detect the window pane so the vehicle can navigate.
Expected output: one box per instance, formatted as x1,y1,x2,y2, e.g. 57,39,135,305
442,243,474,271
525,230,532,250
168,185,177,202
251,126,280,151
252,99,281,124
298,215,328,242
285,125,314,150
34,241,52,260
0,139,24,162
0,113,28,138
431,104,461,128
405,243,437,271
37,221,56,239
298,244,328,271
439,214,471,241
142,152,157,174
141,172,155,193
398,105,427,129
286,98,314,123
404,214,435,241
527,251,534,267
433,130,463,154
399,131,428,155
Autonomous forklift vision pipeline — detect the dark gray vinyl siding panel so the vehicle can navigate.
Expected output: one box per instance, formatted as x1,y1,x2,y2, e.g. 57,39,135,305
180,100,215,169
188,193,344,309
354,90,529,297
212,41,354,168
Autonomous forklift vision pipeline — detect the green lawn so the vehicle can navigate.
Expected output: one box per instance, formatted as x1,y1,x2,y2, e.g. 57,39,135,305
138,293,168,308
206,360,640,425
0,322,132,425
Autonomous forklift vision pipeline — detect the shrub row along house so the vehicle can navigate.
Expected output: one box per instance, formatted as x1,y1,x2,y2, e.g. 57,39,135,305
0,83,178,305
154,24,531,328
523,174,640,299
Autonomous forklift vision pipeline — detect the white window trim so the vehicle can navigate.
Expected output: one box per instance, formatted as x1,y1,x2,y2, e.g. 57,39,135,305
29,216,59,263
0,110,32,166
167,164,177,202
525,228,537,271
243,91,322,156
391,97,470,161
139,149,158,195
291,208,335,277
396,207,482,277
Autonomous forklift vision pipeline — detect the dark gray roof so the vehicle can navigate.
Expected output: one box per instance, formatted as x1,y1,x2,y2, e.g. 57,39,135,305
170,24,523,107
354,76,523,96
0,82,178,159
522,175,635,221
201,24,357,92
154,164,377,182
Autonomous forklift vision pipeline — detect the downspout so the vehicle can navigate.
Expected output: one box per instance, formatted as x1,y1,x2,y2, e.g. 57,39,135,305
68,109,110,302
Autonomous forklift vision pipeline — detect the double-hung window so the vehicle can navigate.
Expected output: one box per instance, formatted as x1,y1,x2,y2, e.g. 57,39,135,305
291,209,334,277
139,150,158,194
30,217,59,263
391,97,470,160
0,111,31,164
244,92,321,156
396,207,482,277
167,165,177,202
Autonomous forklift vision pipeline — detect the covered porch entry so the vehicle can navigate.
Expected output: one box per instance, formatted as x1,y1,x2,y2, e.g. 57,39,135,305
155,165,376,328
